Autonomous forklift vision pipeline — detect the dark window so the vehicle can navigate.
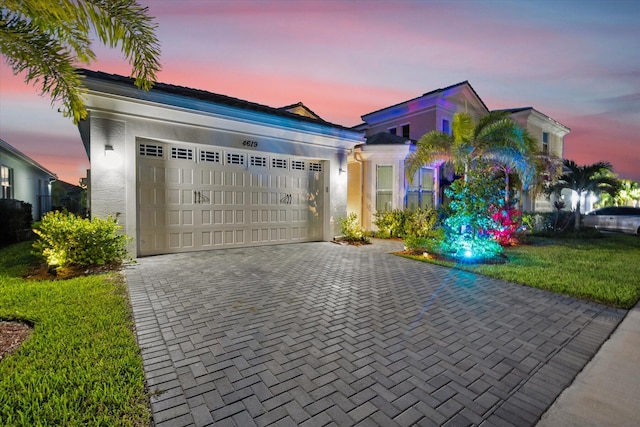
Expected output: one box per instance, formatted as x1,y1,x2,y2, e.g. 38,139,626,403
402,124,410,139
389,127,397,135
1,165,13,199
542,132,549,154
442,119,450,134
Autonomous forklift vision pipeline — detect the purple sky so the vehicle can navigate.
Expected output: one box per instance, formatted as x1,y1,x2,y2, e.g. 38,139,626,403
1,0,638,184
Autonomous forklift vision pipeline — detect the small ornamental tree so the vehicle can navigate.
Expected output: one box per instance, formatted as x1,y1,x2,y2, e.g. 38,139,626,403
439,169,504,260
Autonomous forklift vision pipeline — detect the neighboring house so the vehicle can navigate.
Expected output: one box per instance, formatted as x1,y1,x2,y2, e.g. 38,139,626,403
495,107,570,212
78,70,363,257
348,82,570,231
0,138,56,220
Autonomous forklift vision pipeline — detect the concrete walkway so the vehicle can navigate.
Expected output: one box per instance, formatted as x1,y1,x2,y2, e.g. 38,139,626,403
537,301,640,426
125,240,627,426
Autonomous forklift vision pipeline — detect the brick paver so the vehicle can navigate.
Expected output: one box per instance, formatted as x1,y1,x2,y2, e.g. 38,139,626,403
125,240,625,426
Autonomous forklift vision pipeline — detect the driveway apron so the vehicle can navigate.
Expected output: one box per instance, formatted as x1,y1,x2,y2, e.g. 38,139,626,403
125,240,625,427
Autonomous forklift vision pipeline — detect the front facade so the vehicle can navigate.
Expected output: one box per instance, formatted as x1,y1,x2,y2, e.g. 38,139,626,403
348,83,570,231
349,82,490,231
0,138,56,220
497,107,570,212
79,71,363,257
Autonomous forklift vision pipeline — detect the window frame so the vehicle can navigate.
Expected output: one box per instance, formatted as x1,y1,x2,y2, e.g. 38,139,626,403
376,165,394,213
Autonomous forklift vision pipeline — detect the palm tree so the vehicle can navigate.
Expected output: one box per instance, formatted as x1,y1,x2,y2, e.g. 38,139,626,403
406,111,537,205
0,0,161,123
546,159,619,231
599,179,640,207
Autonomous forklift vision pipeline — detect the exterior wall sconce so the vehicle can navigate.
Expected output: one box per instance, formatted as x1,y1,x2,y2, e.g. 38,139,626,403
339,168,346,175
105,144,114,152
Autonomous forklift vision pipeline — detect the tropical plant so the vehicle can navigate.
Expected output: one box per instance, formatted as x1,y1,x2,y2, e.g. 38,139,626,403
406,111,537,205
339,213,369,243
598,179,640,207
546,159,619,231
0,0,161,123
439,168,504,260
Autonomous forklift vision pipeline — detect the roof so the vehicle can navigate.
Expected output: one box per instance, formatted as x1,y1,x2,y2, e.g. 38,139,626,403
361,81,489,120
79,69,354,132
494,107,570,132
365,132,412,145
278,102,325,121
0,138,57,178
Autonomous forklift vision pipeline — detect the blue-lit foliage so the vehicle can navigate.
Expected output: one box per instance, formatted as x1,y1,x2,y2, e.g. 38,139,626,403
439,168,504,261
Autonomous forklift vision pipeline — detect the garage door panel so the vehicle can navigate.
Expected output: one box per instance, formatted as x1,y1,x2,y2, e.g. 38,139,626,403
138,142,324,255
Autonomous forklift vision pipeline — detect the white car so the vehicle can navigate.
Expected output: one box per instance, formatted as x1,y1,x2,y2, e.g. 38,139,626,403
583,207,640,235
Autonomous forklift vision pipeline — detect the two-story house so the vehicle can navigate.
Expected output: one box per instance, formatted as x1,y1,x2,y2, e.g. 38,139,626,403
348,82,570,231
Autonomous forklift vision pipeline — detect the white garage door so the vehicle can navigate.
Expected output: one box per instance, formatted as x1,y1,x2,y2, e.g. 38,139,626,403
137,141,324,256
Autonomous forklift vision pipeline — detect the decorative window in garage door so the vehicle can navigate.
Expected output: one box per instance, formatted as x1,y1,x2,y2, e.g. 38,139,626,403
272,158,287,169
250,155,267,167
309,162,322,172
291,160,305,171
171,147,194,160
139,143,164,157
226,152,245,165
200,150,221,163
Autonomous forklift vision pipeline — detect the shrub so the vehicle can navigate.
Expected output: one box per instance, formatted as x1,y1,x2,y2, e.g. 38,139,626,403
372,209,408,238
404,208,439,238
439,170,504,260
0,199,32,244
489,206,522,246
32,211,130,271
339,213,369,243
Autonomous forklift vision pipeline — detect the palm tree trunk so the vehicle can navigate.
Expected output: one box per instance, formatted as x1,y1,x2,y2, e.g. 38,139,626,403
505,173,510,206
574,196,581,232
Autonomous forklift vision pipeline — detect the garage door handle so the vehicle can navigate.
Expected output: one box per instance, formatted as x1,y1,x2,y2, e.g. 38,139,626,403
194,190,202,204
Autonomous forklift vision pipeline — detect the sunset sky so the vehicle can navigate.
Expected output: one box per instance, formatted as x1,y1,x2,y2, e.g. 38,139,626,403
1,0,638,184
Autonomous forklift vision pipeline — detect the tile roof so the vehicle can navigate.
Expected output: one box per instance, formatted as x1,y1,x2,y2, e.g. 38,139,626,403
366,132,412,145
79,69,354,132
361,80,489,119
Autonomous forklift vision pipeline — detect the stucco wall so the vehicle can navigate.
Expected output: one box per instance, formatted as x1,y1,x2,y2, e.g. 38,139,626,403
85,91,359,256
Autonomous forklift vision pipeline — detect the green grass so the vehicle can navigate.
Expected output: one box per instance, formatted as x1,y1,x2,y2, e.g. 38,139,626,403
0,242,150,426
399,233,640,309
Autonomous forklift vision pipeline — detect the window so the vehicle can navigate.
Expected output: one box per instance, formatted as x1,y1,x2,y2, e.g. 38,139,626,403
542,132,549,154
376,165,393,212
200,150,221,163
401,124,410,139
389,127,397,135
406,168,434,209
139,143,164,157
1,165,13,199
226,152,245,165
309,162,322,172
271,158,287,169
250,155,267,167
171,146,194,160
291,160,305,171
442,119,450,135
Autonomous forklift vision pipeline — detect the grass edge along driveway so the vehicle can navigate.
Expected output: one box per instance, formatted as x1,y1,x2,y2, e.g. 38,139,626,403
399,234,640,309
0,242,150,427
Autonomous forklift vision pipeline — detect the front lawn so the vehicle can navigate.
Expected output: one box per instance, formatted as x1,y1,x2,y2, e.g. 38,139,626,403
0,241,150,426
399,233,640,309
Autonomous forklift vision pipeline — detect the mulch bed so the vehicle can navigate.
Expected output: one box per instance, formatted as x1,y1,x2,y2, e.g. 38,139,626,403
0,321,33,362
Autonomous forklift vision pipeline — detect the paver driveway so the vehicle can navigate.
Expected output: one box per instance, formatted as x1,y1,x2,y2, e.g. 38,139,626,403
125,240,625,427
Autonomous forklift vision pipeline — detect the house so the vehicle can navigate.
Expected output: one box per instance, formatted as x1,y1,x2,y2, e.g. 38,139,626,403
0,138,56,220
78,70,363,257
348,82,570,231
495,107,570,212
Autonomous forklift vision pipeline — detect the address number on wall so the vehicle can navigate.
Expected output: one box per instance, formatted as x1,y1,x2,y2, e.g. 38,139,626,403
242,140,258,148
